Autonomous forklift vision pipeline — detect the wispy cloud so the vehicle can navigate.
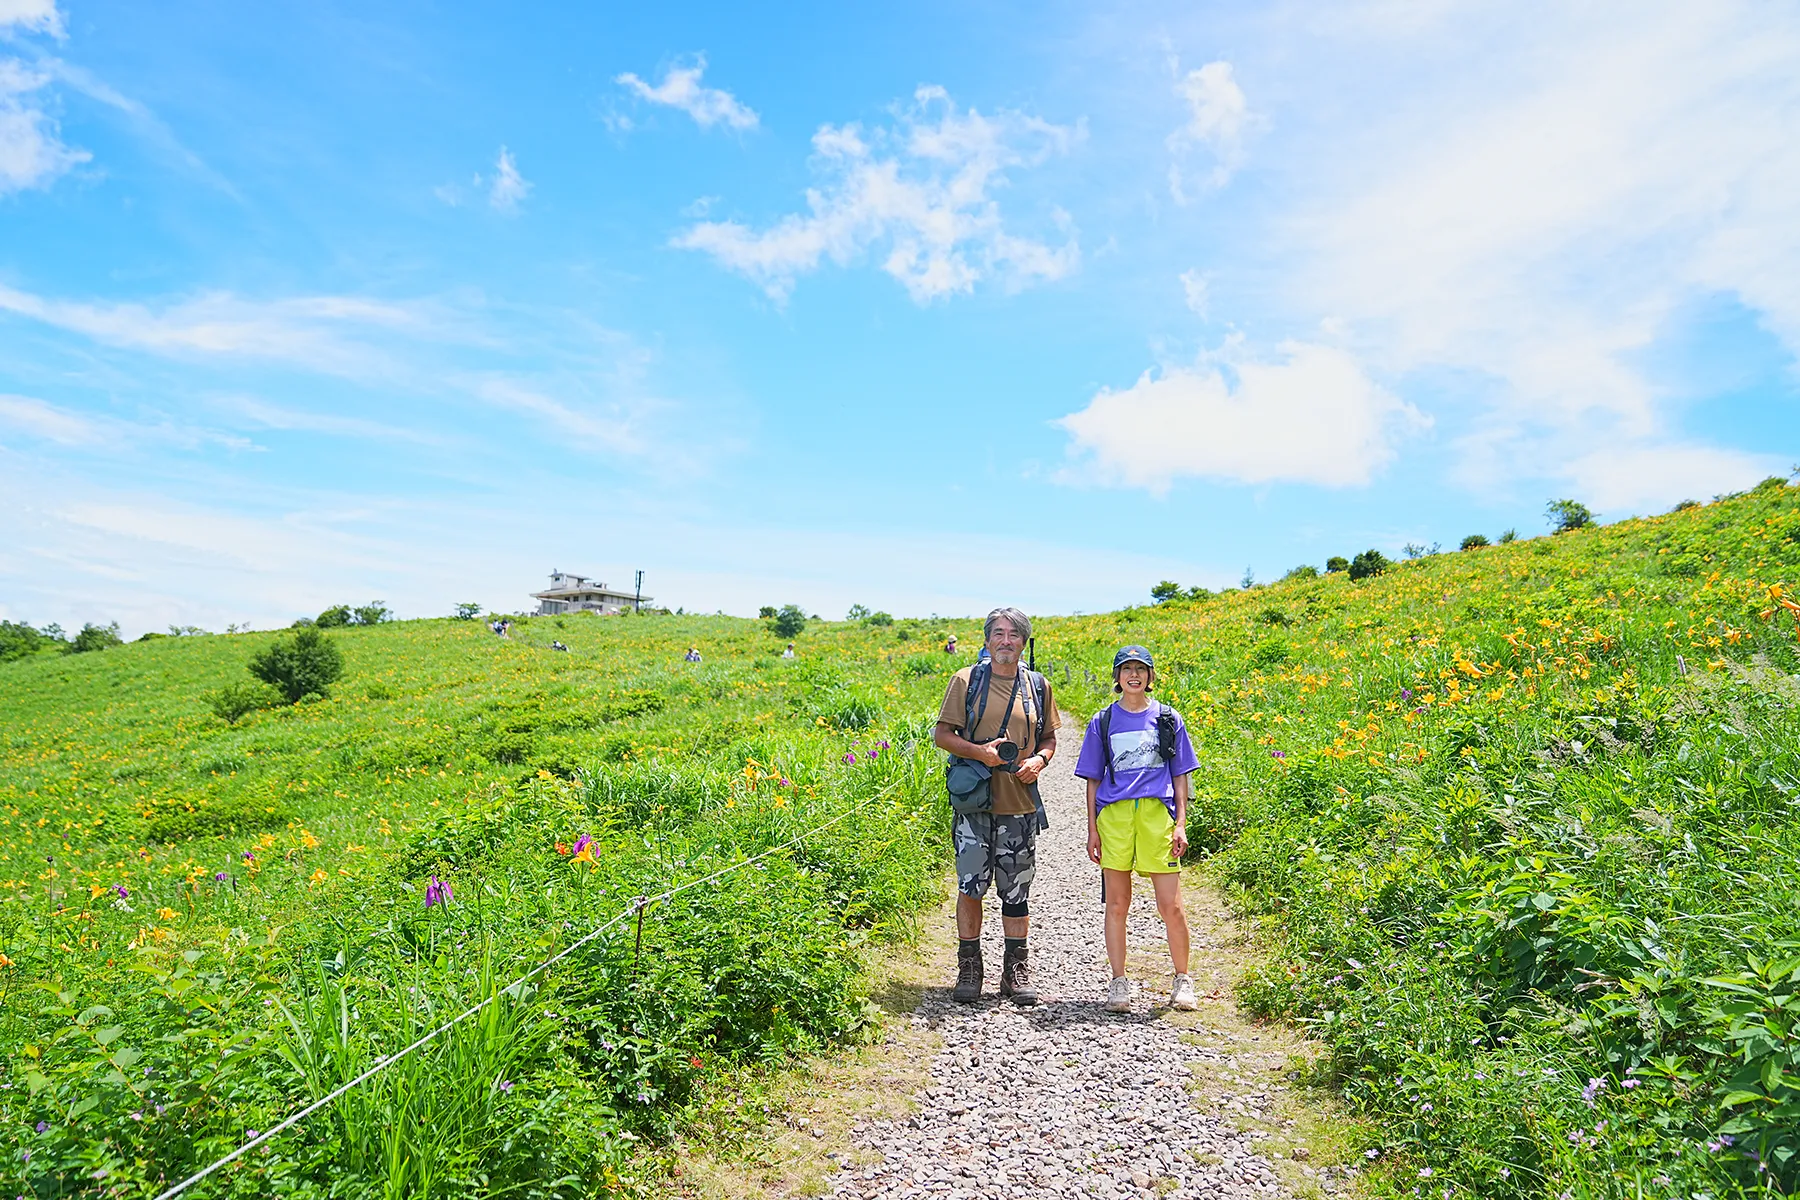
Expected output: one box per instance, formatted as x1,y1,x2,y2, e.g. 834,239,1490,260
616,55,758,131
677,85,1080,303
487,146,530,211
1056,338,1428,494
222,395,447,446
1167,59,1249,201
0,0,64,38
0,56,88,193
0,392,252,451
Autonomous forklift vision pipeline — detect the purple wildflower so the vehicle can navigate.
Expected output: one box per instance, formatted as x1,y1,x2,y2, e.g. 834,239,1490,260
498,1080,514,1093
22,1148,30,1163
877,740,890,750
112,884,129,899
424,875,453,908
214,872,228,883
35,1121,47,1133
1621,1078,1640,1089
1581,1077,1605,1106
571,834,593,857
246,1130,259,1141
843,751,856,765
781,777,792,787
1270,749,1286,759
1413,706,1428,715
1401,689,1412,699
243,850,255,861
868,748,880,760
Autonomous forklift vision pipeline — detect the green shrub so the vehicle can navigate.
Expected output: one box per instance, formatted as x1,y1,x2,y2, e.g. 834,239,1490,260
1325,556,1350,573
770,604,807,639
315,604,353,628
1281,564,1319,581
1497,527,1518,543
864,611,894,627
352,601,390,626
1249,635,1289,667
758,605,777,619
1546,497,1596,532
1347,548,1390,581
1459,533,1490,550
1150,580,1183,603
138,790,295,842
206,680,281,724
66,621,123,654
1671,498,1700,512
248,626,345,701
453,602,482,619
0,619,50,662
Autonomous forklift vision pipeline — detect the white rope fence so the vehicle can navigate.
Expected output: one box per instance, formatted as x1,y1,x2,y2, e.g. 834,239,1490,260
152,797,876,1200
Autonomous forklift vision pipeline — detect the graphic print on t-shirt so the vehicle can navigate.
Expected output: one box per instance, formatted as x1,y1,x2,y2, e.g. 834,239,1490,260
1109,728,1160,772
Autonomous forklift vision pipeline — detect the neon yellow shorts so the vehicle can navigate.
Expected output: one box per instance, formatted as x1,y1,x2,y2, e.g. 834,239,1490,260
1096,797,1180,874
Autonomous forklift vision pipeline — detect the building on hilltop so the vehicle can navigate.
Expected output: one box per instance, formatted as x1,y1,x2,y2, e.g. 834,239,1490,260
531,570,649,616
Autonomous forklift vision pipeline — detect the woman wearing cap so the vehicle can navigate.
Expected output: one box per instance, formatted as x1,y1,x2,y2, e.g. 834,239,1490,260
1073,645,1201,1012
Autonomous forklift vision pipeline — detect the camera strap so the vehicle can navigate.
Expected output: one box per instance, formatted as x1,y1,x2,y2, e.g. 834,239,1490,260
962,661,1022,745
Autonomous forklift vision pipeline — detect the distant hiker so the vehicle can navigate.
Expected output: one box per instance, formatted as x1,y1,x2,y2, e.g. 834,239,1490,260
782,643,796,659
944,634,958,655
1074,645,1200,1013
550,640,568,652
683,646,702,663
934,607,1058,1005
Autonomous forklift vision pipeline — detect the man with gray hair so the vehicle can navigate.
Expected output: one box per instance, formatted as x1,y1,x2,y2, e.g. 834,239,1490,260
934,607,1059,1004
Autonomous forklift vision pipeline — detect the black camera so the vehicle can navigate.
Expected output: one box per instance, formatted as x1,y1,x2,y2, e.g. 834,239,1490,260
990,740,1020,772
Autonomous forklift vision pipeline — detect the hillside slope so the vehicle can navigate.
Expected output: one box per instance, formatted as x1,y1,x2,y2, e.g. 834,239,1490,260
0,612,979,1196
1034,478,1800,1198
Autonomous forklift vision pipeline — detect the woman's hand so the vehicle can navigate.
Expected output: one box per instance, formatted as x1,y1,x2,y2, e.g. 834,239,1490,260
1086,827,1103,865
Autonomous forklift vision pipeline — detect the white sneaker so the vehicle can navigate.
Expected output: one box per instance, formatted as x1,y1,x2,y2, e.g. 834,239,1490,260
1105,976,1132,1012
1169,973,1199,1011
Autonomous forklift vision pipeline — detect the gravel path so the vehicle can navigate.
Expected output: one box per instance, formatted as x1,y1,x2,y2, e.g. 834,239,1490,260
829,724,1315,1200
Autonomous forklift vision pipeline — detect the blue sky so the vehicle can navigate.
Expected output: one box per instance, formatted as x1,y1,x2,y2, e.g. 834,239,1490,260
2,0,1798,635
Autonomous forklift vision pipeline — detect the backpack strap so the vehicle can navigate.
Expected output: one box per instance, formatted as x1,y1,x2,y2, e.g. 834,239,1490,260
1029,670,1048,749
962,661,991,739
1098,703,1115,787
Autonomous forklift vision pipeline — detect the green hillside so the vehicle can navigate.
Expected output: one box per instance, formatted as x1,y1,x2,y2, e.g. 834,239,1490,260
0,612,978,1196
1033,477,1800,1198
6,478,1800,1199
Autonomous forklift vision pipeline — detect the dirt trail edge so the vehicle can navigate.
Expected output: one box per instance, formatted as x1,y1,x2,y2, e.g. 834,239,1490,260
677,720,1363,1200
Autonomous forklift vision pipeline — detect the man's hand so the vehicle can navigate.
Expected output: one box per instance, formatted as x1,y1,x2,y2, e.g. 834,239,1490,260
971,741,1006,768
1171,825,1189,859
1086,827,1103,865
1015,753,1046,784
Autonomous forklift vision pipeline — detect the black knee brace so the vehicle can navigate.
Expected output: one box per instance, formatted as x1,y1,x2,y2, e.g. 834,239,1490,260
1000,899,1030,918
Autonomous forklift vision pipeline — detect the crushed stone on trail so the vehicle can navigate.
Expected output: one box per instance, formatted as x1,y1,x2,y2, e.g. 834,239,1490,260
830,723,1327,1200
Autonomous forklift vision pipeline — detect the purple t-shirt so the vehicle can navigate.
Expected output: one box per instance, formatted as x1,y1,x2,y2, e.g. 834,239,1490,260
1074,701,1199,817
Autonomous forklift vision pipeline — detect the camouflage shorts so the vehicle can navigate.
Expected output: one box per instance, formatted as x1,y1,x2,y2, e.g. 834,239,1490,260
952,811,1037,914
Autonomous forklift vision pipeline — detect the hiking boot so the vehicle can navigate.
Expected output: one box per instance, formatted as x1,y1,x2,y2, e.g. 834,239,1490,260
998,944,1038,1006
1169,973,1199,1011
1105,976,1132,1013
953,942,984,1003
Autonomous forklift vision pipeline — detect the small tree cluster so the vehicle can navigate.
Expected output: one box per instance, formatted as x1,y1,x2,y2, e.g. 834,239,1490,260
453,602,483,620
1149,581,1215,604
312,601,390,628
1348,549,1391,581
1459,533,1490,551
67,622,123,654
757,605,778,619
247,627,345,703
1325,556,1350,574
769,605,807,639
0,620,62,662
1546,499,1596,533
1281,564,1319,581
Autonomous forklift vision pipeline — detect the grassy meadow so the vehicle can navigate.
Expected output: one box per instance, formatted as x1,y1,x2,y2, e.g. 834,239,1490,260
7,477,1800,1200
1028,477,1800,1199
0,611,982,1197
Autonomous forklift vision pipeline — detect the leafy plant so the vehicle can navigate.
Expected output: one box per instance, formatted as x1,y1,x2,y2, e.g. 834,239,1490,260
65,622,123,654
770,604,807,639
1347,548,1390,581
206,680,281,724
1497,528,1518,543
315,604,353,628
0,619,53,662
1281,564,1320,581
453,602,482,620
1547,497,1597,533
1325,556,1350,574
352,601,390,626
247,626,346,702
1459,533,1490,550
1150,580,1183,604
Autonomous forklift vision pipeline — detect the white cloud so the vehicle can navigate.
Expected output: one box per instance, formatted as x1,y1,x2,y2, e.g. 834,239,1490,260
0,0,63,37
1055,340,1427,493
1167,59,1248,201
0,392,251,451
1267,1,1800,486
616,55,758,131
487,146,530,212
1560,444,1786,516
0,57,87,193
223,396,445,446
1179,268,1209,316
676,85,1080,302
468,376,647,456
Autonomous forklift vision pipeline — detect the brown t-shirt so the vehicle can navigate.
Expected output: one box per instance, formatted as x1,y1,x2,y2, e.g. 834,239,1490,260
937,666,1060,815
